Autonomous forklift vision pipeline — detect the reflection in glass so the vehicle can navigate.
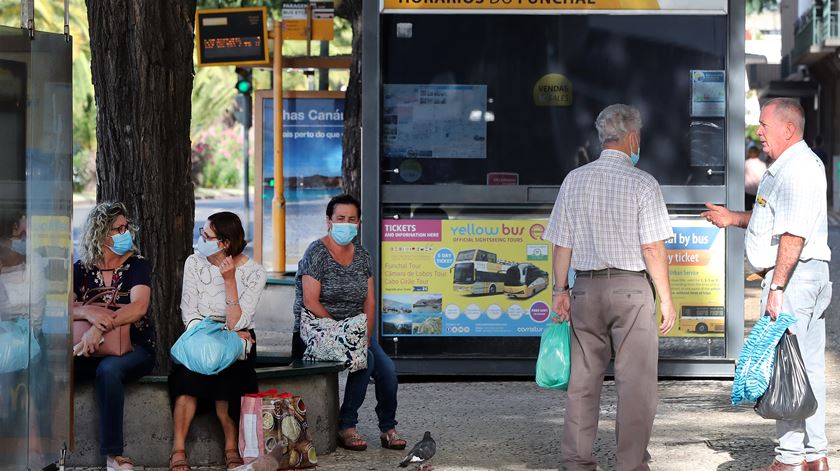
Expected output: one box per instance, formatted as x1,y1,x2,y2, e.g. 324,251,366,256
381,14,727,187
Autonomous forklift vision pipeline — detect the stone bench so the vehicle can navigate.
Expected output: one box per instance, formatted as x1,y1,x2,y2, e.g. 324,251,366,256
69,360,346,468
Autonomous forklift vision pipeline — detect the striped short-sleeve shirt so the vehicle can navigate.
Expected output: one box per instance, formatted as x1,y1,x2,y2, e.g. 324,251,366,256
543,150,673,271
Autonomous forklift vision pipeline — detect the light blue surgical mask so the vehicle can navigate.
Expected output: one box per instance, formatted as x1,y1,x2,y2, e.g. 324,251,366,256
330,223,358,246
108,231,133,255
195,236,223,257
629,134,641,166
10,238,26,256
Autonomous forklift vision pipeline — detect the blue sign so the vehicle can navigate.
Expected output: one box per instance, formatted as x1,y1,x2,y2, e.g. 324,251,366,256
260,96,344,271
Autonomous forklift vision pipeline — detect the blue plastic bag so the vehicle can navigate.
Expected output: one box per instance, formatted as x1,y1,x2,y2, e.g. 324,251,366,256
731,313,797,405
170,317,243,375
536,320,571,390
0,318,41,374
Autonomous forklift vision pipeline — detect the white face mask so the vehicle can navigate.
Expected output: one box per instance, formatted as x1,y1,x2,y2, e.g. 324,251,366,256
195,236,222,257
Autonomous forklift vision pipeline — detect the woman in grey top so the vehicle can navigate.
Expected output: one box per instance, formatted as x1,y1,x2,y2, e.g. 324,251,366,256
293,194,406,452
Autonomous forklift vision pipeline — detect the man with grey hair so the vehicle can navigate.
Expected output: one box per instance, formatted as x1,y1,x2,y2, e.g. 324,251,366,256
703,98,831,471
543,103,676,471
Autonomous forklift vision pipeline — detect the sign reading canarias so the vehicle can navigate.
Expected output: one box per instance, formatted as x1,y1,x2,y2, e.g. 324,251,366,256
381,0,727,13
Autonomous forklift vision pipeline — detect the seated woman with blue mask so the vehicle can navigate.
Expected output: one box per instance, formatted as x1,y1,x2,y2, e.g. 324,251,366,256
292,194,406,452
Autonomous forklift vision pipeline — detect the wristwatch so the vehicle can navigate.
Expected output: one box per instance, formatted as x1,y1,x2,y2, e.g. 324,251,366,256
769,283,785,291
553,284,570,294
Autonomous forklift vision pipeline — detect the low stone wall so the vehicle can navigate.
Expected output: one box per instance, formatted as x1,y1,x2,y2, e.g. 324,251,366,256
68,362,344,467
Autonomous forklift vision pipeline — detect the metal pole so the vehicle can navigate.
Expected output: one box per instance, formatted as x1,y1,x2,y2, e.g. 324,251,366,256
318,40,329,90
64,0,70,42
243,115,251,242
272,27,286,272
20,0,34,38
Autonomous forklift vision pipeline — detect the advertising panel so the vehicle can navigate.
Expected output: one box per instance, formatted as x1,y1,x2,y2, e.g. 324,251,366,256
257,94,344,272
381,219,553,337
659,218,725,337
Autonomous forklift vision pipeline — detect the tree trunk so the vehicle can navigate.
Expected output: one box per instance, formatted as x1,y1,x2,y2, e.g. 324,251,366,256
87,0,196,373
337,0,362,198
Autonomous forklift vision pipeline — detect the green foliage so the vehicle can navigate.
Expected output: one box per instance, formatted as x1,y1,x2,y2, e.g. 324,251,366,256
191,124,253,189
746,0,779,15
0,0,97,189
1,0,354,191
746,124,760,144
72,148,95,193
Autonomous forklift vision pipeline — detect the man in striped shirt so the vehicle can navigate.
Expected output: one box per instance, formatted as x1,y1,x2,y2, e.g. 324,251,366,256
543,104,675,471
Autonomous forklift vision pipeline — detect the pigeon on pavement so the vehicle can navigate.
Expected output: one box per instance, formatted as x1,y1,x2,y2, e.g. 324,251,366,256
399,431,436,470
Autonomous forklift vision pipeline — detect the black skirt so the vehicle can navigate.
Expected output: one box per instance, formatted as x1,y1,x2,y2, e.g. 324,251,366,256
168,330,258,422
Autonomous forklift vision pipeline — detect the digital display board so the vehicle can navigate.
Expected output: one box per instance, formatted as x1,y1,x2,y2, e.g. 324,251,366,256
196,7,270,67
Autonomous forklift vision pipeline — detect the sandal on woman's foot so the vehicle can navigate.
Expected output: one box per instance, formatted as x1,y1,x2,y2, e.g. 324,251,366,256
169,449,190,471
225,448,244,469
106,455,135,471
380,430,407,450
337,429,368,451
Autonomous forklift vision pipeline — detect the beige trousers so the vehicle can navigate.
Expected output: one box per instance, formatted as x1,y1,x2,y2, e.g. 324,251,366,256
560,274,659,471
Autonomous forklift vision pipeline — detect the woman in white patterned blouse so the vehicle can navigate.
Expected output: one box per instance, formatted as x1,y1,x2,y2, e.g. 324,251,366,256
168,212,266,471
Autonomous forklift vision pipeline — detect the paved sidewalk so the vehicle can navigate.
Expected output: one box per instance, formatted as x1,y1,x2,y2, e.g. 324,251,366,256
66,230,840,471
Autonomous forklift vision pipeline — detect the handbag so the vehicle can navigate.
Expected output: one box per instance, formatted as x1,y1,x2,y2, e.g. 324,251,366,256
170,317,243,375
239,390,317,469
754,333,818,420
535,319,571,390
300,308,368,372
73,286,133,357
0,317,41,373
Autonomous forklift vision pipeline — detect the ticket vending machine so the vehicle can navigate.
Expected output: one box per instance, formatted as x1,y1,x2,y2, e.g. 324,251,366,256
361,1,746,377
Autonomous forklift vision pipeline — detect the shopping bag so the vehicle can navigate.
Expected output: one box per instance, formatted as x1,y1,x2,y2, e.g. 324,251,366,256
535,319,571,390
238,390,317,469
754,333,818,420
0,318,41,374
300,308,368,372
731,313,797,405
170,317,243,375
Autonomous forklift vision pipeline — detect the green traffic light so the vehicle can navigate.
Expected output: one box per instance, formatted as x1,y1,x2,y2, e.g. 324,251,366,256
236,80,252,94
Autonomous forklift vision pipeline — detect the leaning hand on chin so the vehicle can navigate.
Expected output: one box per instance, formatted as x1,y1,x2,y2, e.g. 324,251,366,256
219,255,236,275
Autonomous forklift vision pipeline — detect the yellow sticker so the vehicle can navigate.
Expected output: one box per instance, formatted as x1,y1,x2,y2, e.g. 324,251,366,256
756,196,767,207
533,74,573,107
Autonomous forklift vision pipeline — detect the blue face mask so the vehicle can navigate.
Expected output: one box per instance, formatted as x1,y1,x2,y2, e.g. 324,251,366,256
10,238,26,256
109,231,133,255
629,135,641,166
330,223,358,246
195,236,223,257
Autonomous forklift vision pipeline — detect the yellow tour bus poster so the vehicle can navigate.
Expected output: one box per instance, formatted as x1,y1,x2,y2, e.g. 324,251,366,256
659,217,725,337
381,219,553,337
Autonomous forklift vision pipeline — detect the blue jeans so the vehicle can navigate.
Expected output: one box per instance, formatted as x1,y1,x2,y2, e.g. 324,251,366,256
338,339,399,433
761,260,832,464
75,345,155,456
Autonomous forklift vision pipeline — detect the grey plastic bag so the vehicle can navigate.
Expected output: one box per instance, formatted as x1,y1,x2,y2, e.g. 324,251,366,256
754,333,818,421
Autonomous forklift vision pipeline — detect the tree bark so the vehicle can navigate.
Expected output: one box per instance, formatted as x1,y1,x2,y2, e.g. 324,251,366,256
87,0,196,373
337,0,362,198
